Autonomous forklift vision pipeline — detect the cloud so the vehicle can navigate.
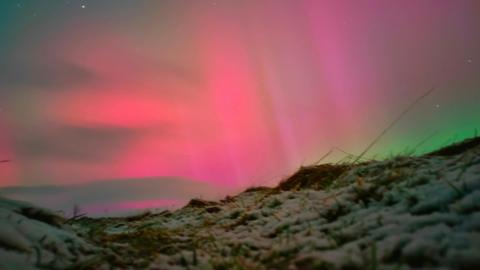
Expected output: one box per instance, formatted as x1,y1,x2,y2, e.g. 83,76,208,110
0,177,226,216
14,124,169,163
0,56,98,90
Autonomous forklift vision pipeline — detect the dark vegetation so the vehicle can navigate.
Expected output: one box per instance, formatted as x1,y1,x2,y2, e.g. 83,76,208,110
277,164,350,191
427,136,480,157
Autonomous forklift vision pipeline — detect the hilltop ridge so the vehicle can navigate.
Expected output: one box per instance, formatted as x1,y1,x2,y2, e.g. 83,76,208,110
1,137,480,269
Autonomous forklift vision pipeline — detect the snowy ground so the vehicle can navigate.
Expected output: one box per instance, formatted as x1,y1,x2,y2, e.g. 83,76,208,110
1,137,480,269
0,197,96,270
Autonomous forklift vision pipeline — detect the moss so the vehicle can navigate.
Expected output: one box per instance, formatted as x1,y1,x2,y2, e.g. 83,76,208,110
81,227,195,268
268,198,283,208
206,206,222,213
269,223,290,238
260,246,302,270
325,229,354,246
426,136,480,157
19,207,65,227
383,192,398,206
185,198,219,208
243,186,274,193
226,212,258,229
322,203,350,223
353,185,383,205
406,194,419,207
124,211,152,222
295,257,335,270
229,210,242,219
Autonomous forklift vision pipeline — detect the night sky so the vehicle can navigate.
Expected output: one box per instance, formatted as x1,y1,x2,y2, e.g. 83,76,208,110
0,1,479,212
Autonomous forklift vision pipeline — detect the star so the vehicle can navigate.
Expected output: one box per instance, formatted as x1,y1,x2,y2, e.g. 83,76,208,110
81,4,86,9
435,104,440,109
467,59,473,64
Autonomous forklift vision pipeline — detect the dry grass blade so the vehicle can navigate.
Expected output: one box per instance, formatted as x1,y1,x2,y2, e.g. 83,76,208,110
314,149,334,165
315,147,370,165
352,87,435,164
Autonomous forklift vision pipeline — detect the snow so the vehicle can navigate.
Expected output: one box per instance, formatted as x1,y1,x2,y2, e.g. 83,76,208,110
1,138,480,269
0,197,95,270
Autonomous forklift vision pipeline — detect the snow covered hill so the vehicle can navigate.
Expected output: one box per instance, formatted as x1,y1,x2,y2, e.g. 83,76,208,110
0,197,95,269
1,137,480,269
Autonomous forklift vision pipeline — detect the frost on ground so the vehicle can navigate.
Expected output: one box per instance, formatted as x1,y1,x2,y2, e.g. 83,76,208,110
0,197,96,270
2,137,480,269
